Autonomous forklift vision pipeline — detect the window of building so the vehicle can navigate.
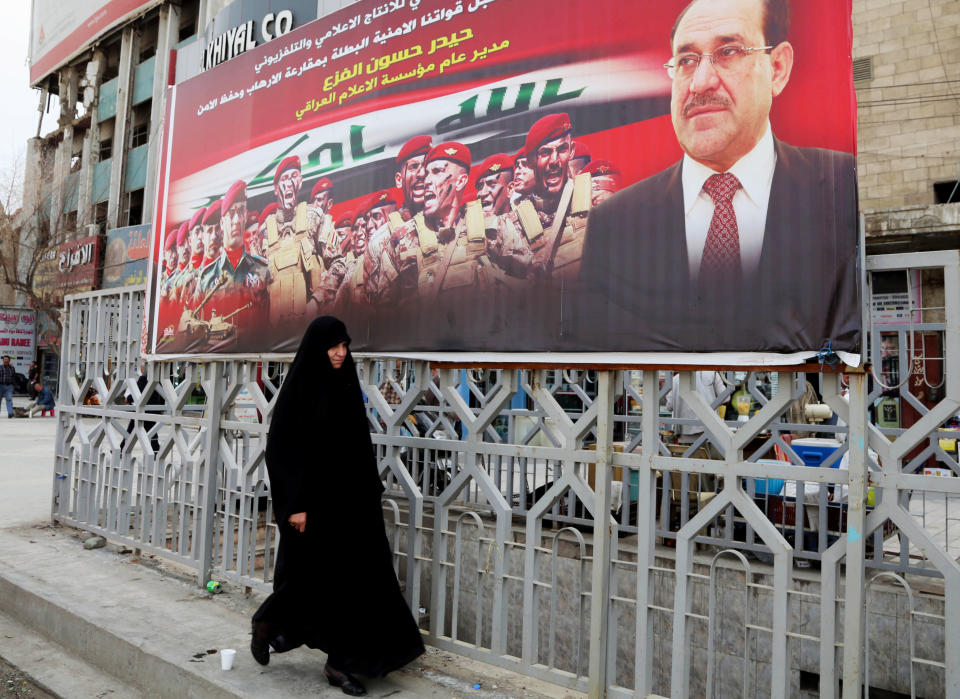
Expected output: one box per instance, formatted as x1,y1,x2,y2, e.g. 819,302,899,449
123,189,145,226
130,101,151,149
179,0,200,42
70,154,82,173
62,210,78,233
138,15,159,62
130,123,149,149
934,180,960,204
98,118,114,161
101,39,122,82
94,201,108,234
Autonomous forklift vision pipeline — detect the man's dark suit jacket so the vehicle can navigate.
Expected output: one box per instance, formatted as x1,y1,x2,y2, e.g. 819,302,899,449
575,139,860,353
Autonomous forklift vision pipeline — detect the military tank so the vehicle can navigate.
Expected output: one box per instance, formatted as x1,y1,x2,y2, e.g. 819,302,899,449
176,273,229,341
207,302,252,345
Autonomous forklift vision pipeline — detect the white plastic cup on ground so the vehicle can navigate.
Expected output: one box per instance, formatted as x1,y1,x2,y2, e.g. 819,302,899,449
220,648,237,670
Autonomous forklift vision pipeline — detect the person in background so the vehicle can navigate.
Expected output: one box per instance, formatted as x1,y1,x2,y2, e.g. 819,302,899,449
665,370,727,459
27,382,55,417
0,355,16,418
27,361,40,399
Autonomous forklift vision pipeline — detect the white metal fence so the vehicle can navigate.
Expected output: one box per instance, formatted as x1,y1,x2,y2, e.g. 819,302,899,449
52,250,959,697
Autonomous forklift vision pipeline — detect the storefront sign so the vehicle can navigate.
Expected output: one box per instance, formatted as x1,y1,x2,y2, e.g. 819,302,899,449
57,235,101,295
0,308,38,373
103,224,150,288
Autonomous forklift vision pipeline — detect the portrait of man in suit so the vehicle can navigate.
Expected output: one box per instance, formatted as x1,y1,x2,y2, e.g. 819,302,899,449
578,0,860,353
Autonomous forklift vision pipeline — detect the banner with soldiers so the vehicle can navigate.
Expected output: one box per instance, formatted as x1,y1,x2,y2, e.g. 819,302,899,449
146,0,859,359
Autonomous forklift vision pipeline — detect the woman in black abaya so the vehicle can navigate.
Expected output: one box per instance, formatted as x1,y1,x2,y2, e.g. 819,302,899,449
252,316,424,696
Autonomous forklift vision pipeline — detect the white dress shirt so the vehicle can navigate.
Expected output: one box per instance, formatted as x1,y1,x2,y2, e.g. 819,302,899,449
681,123,777,280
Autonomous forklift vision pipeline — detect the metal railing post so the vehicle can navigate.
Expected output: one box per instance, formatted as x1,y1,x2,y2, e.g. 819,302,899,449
588,369,615,698
634,369,658,695
842,367,868,698
198,360,225,587
52,301,72,521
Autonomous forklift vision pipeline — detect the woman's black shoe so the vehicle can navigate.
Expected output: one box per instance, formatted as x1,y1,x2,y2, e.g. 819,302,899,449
250,622,270,666
324,664,367,696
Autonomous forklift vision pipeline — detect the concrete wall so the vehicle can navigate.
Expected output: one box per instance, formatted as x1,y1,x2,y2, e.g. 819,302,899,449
384,503,947,697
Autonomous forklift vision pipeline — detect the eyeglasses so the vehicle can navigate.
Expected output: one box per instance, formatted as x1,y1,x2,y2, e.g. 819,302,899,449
664,44,773,80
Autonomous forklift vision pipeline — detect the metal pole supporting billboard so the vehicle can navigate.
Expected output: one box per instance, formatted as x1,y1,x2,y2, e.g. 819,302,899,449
587,369,615,698
841,367,868,699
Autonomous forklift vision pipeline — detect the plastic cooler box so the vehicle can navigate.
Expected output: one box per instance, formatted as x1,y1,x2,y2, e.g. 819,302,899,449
791,437,843,468
751,438,843,495
752,459,785,495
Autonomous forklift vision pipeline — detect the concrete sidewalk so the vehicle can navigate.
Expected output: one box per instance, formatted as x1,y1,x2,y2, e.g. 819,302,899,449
0,403,580,699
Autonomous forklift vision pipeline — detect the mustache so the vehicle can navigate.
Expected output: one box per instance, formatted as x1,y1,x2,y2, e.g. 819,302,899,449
683,93,731,117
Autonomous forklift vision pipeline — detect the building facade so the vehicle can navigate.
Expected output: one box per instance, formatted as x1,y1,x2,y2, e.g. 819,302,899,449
8,0,362,377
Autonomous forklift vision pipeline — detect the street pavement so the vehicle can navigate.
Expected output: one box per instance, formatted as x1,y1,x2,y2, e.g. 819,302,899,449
0,397,581,699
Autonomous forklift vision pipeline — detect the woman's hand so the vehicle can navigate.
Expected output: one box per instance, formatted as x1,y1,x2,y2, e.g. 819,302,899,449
288,512,307,532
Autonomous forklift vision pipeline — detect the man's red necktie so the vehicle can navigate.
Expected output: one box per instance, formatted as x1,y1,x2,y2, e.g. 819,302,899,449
699,172,742,281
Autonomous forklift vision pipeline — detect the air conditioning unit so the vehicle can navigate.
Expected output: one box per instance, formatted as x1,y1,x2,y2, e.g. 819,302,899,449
87,224,100,237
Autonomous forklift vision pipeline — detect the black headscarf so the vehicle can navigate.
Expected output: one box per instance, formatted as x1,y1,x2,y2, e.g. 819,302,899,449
265,316,380,526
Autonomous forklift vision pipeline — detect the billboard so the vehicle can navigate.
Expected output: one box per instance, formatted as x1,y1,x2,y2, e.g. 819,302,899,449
147,0,860,360
103,224,151,288
30,0,162,86
0,308,38,373
33,236,102,306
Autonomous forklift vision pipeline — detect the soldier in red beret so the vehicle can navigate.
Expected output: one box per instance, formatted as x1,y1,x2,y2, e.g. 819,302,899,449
260,155,324,331
163,222,189,301
363,190,404,304
422,142,471,231
310,210,355,309
581,159,622,205
326,211,354,265
171,207,206,303
162,225,180,282
175,221,190,277
156,227,182,342
365,189,402,240
394,134,432,220
526,112,574,207
392,142,509,300
308,178,336,259
327,196,375,311
510,149,536,205
568,141,592,178
474,154,514,216
346,209,365,259
259,203,279,228
309,177,334,216
188,181,268,348
273,155,302,211
197,184,264,289
504,112,593,281
187,206,206,270
200,200,223,269
245,209,261,257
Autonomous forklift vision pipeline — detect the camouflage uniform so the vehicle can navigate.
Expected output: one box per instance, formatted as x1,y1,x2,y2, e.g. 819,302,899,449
391,200,509,301
195,250,268,296
261,203,324,327
333,251,368,309
510,172,592,281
